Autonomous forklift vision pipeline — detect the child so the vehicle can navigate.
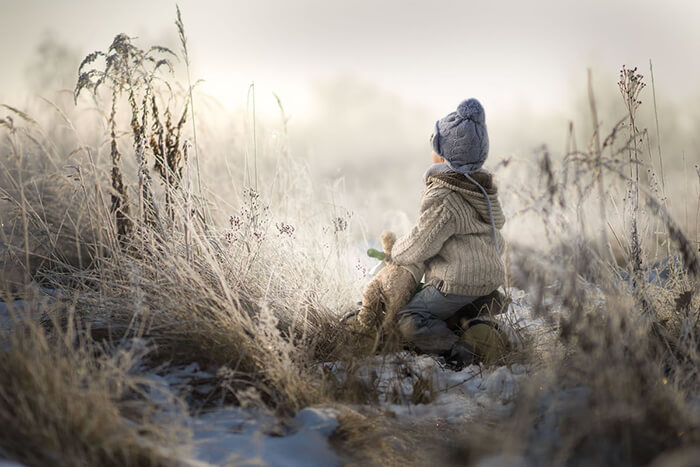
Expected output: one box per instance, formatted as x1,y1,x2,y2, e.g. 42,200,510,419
391,98,506,367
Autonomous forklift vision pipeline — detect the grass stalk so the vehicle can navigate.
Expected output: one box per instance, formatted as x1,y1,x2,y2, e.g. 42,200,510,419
587,69,614,263
15,137,30,285
176,5,203,204
618,66,646,302
649,59,665,195
247,81,259,191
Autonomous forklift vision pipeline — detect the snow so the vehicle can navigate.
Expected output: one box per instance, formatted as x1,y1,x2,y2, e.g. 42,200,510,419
0,461,25,467
0,300,41,332
188,407,340,467
0,288,56,333
176,349,531,465
140,362,341,466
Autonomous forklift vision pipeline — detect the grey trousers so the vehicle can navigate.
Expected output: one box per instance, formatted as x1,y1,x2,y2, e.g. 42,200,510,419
396,285,477,353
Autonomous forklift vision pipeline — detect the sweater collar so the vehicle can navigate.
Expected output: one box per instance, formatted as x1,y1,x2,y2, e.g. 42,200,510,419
425,166,497,195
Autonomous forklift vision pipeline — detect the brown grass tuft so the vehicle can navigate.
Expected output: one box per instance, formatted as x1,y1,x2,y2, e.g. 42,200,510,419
0,305,187,466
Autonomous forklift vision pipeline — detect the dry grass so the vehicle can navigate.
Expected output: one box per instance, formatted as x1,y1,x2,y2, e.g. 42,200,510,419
0,7,699,466
457,66,700,467
500,248,699,466
0,302,187,466
329,408,407,466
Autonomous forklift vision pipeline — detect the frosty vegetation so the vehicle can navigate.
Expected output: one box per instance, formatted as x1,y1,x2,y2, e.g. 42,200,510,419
0,8,698,467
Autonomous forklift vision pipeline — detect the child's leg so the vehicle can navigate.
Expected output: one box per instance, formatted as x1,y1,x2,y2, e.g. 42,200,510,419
396,285,477,354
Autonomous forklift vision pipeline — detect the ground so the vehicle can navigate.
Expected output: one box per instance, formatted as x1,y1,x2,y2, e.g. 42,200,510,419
0,288,544,466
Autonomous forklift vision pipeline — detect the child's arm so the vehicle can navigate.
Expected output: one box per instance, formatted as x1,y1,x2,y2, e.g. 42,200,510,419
392,198,456,267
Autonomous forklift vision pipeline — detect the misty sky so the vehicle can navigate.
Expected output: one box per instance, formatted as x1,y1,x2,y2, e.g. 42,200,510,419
2,0,699,120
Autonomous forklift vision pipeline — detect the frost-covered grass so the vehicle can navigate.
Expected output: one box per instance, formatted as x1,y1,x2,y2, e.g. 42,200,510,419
1,9,699,467
0,305,187,466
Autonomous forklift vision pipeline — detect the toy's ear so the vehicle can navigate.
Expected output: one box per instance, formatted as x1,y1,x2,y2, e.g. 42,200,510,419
380,231,397,256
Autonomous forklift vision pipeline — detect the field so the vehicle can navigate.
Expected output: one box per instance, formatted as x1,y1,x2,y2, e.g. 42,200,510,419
0,8,699,467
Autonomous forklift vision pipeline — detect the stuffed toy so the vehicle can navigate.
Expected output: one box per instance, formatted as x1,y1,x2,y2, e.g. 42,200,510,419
357,231,417,330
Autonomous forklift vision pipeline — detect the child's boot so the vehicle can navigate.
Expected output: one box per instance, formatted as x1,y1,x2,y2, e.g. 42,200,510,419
461,319,510,365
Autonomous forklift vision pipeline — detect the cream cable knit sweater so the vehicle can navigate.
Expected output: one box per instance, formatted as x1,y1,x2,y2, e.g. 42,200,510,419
393,171,506,297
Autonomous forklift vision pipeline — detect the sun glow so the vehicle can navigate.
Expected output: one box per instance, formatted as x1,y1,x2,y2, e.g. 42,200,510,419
197,72,314,123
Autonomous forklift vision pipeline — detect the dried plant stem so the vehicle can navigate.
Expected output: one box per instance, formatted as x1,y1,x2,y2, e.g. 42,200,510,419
248,81,258,191
619,66,646,297
649,59,665,194
272,92,291,216
109,90,131,243
185,56,201,198
253,83,258,191
695,167,700,245
11,134,31,284
587,69,614,263
184,140,192,263
176,5,203,203
646,194,700,283
683,152,689,235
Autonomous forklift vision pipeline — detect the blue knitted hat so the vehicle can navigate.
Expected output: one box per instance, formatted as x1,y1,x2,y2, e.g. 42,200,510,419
431,98,489,174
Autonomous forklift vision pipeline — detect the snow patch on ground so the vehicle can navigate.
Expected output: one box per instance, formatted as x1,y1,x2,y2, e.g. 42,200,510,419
187,407,340,467
0,288,58,333
0,461,25,467
140,362,341,466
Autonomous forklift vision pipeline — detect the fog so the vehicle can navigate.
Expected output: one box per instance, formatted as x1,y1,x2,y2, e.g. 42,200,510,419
1,0,698,242
3,0,700,112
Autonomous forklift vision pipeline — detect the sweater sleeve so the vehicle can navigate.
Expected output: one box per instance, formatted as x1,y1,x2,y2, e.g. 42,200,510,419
392,197,456,267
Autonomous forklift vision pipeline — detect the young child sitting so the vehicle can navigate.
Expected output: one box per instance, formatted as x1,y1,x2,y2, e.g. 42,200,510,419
391,98,506,367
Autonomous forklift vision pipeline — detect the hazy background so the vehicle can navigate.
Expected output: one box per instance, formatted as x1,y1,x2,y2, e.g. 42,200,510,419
1,0,699,243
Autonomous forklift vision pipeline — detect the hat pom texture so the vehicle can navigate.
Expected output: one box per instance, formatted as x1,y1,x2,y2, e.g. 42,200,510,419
433,98,489,174
456,98,485,123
